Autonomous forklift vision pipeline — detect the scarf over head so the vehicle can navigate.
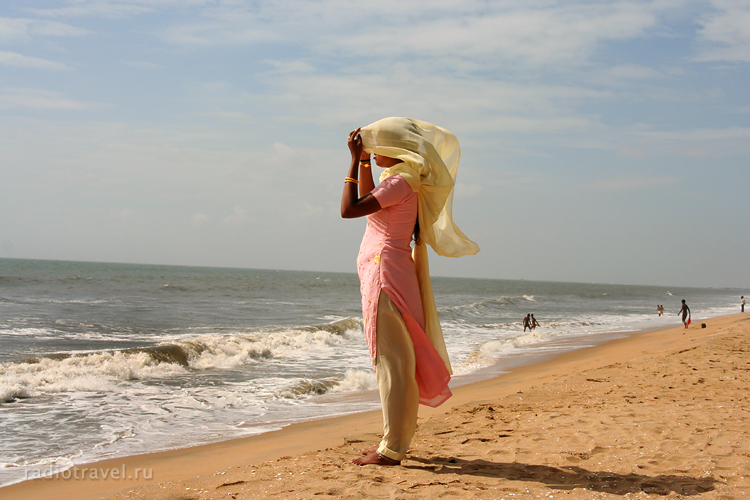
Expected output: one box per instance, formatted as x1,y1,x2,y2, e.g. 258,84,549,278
360,117,480,375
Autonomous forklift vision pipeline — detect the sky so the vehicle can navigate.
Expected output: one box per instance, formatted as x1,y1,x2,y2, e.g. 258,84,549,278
1,0,748,289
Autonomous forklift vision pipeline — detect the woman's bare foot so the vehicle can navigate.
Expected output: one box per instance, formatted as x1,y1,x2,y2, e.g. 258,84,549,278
351,451,401,466
360,446,377,455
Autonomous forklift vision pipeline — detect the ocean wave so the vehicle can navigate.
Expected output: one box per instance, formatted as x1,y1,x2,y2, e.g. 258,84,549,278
0,454,79,471
0,341,250,400
54,319,98,329
176,335,273,370
331,369,377,393
3,297,112,306
0,327,57,338
0,317,365,401
91,427,136,450
297,316,361,335
450,329,559,375
440,295,536,316
178,318,362,370
0,384,32,403
160,284,190,292
278,378,340,398
1,350,188,399
278,369,377,399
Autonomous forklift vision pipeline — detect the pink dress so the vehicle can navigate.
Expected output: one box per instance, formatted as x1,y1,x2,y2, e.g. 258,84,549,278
357,175,451,407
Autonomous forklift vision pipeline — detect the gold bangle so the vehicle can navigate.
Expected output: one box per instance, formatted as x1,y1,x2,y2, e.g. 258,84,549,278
345,177,359,184
360,162,371,168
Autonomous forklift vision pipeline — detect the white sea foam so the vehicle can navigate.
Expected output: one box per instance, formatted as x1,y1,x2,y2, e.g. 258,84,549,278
0,317,367,401
0,454,78,470
177,321,361,370
0,351,188,397
331,369,377,393
0,384,32,403
0,327,57,338
179,334,273,370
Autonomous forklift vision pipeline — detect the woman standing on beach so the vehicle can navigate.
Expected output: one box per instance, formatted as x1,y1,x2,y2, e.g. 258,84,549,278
342,117,479,466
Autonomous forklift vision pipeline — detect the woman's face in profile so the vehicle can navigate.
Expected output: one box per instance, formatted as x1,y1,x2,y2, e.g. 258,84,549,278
373,154,401,169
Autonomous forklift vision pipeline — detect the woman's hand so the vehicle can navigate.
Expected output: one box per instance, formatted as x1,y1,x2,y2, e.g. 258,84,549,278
348,128,363,160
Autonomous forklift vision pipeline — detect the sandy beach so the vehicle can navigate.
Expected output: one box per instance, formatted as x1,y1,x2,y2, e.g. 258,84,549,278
3,313,748,500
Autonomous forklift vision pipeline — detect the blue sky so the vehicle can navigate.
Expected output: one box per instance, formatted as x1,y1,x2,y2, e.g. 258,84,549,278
1,0,748,288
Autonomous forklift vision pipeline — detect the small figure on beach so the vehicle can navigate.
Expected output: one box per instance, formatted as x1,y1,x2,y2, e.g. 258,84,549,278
530,314,540,330
657,305,663,316
678,299,691,328
523,314,531,332
342,117,479,466
742,296,745,313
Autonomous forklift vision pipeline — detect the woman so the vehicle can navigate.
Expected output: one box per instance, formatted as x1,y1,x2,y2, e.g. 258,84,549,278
341,117,479,466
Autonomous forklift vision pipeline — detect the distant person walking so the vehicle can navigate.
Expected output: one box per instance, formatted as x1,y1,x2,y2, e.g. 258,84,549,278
523,314,531,332
530,314,540,330
657,305,663,316
742,296,745,313
678,299,691,328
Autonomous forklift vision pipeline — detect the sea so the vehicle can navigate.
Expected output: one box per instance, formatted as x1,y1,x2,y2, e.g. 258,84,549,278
0,258,743,486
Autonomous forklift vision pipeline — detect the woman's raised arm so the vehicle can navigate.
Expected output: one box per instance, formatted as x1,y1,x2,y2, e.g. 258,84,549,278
341,128,381,218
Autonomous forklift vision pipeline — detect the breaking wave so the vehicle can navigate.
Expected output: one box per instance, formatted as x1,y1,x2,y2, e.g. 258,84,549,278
0,317,363,402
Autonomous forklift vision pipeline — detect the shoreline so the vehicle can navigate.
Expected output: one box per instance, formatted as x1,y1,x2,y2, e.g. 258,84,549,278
0,318,674,486
0,320,670,487
3,312,748,499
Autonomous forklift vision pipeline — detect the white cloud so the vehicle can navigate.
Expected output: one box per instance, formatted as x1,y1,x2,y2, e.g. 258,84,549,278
28,1,217,20
0,88,91,110
696,0,750,62
0,17,32,40
642,126,750,141
29,3,153,19
609,64,664,80
0,17,88,41
143,0,675,71
0,51,69,70
615,126,750,159
333,3,663,68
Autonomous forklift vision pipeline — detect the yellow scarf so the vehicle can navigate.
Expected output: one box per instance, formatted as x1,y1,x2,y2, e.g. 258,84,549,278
360,117,480,374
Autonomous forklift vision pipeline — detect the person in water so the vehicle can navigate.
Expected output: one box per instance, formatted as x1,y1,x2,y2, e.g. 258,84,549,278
530,314,540,330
